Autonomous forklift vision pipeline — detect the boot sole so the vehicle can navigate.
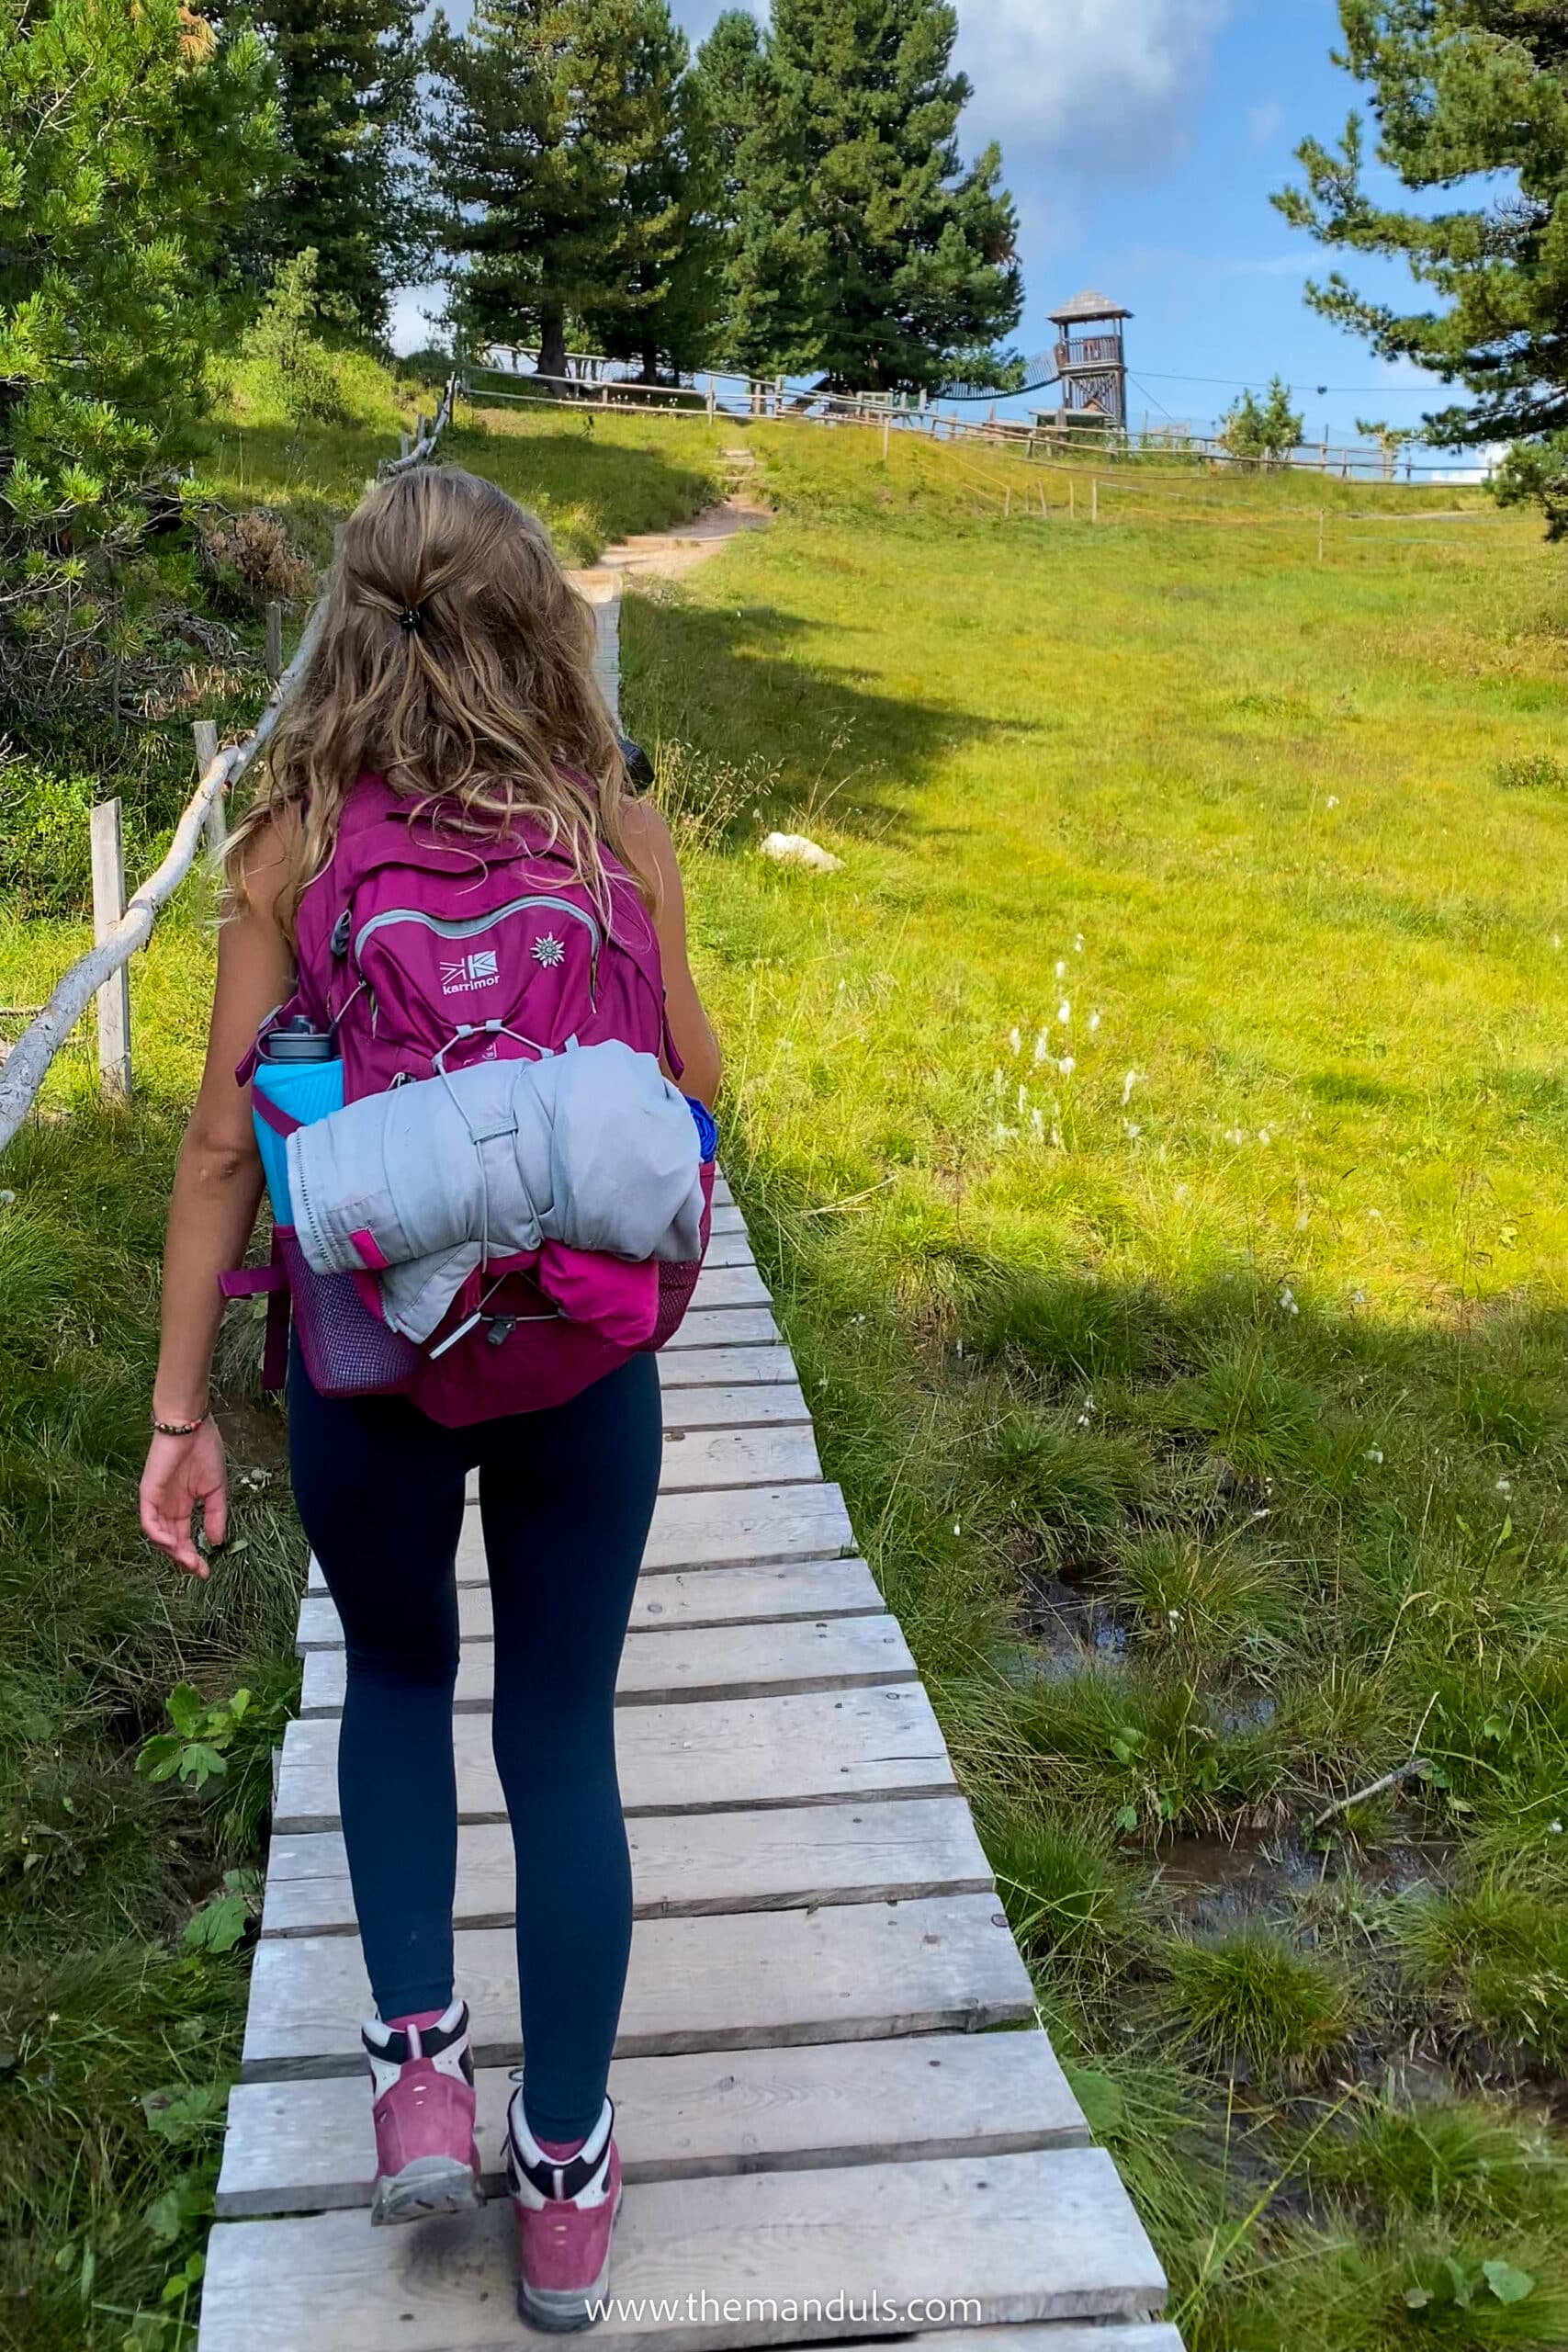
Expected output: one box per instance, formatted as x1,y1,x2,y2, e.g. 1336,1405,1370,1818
516,2186,623,2332
371,2152,482,2227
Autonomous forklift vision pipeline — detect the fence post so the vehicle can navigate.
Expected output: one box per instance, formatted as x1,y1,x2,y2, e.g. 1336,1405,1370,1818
882,412,891,464
1091,479,1100,524
265,600,283,684
90,799,132,1101
399,430,412,460
193,720,226,856
707,375,716,420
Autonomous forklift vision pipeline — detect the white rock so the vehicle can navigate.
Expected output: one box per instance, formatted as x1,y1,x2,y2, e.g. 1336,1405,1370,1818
760,831,843,874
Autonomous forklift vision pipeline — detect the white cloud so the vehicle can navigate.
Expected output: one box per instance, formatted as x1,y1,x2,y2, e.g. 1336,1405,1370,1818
1247,100,1284,148
952,0,1233,175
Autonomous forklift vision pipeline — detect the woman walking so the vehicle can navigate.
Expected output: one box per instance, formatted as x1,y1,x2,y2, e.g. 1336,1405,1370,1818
139,465,721,2330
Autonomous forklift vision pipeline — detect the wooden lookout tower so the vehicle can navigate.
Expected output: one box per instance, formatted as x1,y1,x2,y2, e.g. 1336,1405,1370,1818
1045,289,1132,433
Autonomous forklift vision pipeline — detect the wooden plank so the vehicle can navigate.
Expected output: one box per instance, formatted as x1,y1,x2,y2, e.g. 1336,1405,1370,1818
655,1424,821,1491
304,1485,855,1594
298,1612,918,1716
296,1559,886,1653
690,1264,773,1311
660,1306,777,1351
275,1684,955,1832
660,1382,810,1431
658,1343,796,1389
711,1170,733,1207
707,1202,746,1237
263,1792,988,1936
457,1421,822,1505
701,1230,756,1269
199,2149,1168,2350
218,2027,1086,2217
241,1893,1037,2078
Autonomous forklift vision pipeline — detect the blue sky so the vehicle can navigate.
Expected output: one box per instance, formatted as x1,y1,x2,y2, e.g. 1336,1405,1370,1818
397,0,1464,450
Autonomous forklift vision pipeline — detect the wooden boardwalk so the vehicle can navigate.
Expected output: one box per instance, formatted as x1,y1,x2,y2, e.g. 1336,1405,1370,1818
200,1179,1179,2352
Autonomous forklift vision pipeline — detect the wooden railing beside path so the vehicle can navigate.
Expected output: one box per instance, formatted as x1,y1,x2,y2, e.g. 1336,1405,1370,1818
197,1177,1181,2352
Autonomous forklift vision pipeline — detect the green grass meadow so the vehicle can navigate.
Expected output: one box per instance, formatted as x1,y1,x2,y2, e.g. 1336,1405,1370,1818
6,401,1568,2348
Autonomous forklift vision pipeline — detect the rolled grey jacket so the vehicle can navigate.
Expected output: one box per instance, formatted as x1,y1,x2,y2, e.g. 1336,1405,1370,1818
286,1041,704,1344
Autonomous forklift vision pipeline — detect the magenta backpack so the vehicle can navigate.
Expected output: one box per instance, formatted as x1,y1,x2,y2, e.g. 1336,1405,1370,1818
227,771,713,1424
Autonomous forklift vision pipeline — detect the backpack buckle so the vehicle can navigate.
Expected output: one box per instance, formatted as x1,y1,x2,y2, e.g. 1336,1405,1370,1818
330,910,351,958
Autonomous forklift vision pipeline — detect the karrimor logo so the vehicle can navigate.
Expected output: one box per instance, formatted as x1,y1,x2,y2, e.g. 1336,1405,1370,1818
440,948,500,996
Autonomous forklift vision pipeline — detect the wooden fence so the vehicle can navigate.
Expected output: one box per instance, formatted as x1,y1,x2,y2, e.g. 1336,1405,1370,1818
466,348,1489,487
0,377,458,1157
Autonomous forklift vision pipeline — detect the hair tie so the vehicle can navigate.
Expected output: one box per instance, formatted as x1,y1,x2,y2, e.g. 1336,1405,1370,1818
399,605,423,634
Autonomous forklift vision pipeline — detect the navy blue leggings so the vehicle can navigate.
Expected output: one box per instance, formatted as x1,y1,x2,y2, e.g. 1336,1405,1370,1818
287,1345,662,2143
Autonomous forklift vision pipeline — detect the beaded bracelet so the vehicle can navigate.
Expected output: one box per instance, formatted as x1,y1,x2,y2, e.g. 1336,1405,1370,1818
151,1409,212,1439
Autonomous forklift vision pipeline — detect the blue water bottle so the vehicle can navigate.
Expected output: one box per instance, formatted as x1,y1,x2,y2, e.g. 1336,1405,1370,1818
252,1019,344,1224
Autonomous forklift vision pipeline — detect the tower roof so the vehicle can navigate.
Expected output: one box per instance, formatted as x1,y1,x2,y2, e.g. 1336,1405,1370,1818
1049,288,1133,325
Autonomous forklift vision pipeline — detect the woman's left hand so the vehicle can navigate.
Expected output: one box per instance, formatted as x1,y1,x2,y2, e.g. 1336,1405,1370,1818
140,1422,229,1579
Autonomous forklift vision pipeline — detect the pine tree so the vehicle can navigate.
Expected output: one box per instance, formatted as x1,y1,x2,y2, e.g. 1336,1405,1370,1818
210,0,425,338
1275,2,1568,452
577,5,721,381
1220,378,1304,468
0,0,279,724
693,9,765,236
430,0,717,387
721,0,1021,392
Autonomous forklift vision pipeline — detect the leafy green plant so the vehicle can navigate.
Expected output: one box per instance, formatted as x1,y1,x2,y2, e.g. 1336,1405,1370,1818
183,1870,265,1956
135,1685,254,1792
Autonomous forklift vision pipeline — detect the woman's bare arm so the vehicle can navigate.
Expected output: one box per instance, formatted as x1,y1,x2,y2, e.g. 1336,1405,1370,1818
141,820,296,1575
621,801,722,1106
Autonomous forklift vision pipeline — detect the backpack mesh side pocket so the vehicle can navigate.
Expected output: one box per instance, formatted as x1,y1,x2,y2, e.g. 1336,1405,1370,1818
276,1228,423,1396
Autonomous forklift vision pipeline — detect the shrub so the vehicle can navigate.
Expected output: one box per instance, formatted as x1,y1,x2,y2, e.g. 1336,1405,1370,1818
1495,752,1568,792
197,505,318,606
0,762,158,920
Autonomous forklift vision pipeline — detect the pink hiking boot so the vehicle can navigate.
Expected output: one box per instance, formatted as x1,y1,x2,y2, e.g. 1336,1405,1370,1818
506,2091,623,2332
362,1998,482,2225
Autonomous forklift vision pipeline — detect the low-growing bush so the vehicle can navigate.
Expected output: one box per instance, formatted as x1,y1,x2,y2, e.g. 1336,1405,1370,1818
1495,752,1568,792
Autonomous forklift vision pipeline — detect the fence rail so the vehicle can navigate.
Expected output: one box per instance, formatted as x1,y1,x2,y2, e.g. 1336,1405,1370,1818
466,348,1490,486
0,377,458,1156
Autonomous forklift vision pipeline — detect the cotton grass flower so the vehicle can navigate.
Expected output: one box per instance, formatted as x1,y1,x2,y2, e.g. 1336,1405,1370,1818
1033,1031,1050,1065
1057,1001,1071,1025
1122,1070,1141,1106
1055,959,1067,980
1089,1011,1101,1034
1010,1026,1021,1056
1058,1056,1076,1078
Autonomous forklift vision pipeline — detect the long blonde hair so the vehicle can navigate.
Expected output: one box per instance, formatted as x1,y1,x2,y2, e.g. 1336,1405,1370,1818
227,464,643,930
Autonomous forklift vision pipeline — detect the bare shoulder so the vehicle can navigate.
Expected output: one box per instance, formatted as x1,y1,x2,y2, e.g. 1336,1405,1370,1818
617,796,676,863
231,800,303,927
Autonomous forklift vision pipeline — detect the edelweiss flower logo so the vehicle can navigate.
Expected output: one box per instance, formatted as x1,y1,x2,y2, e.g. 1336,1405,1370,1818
532,933,565,968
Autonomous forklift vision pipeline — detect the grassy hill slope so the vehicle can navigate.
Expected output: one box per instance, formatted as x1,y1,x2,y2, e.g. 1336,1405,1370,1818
5,406,1567,2350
